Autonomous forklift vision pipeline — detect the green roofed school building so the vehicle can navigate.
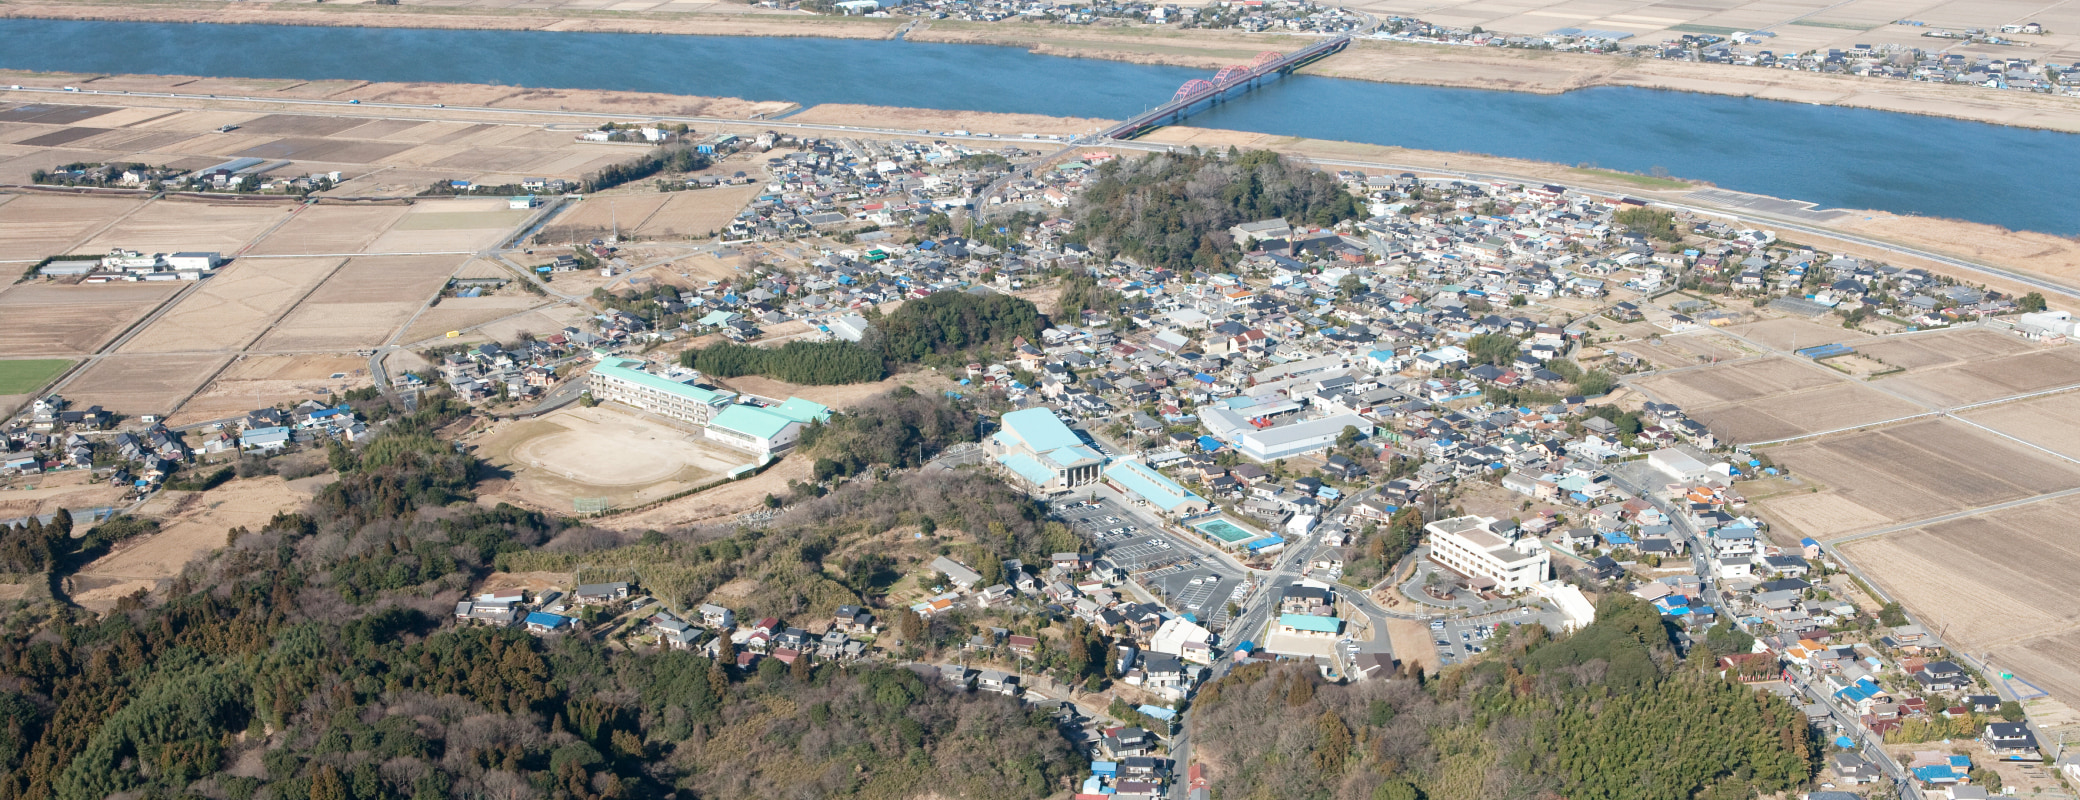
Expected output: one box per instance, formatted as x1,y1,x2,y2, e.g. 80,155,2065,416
587,357,833,459
988,407,1107,495
588,358,735,425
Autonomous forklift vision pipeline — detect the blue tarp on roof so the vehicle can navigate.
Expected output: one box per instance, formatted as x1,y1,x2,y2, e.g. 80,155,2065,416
1137,705,1176,721
525,612,571,629
1197,435,1223,452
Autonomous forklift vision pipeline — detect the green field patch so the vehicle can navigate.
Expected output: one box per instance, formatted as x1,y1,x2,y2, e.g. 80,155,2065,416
0,359,73,394
1569,167,1694,190
1668,24,1744,35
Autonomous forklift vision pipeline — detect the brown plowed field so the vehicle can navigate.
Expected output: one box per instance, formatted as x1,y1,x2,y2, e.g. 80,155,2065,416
0,282,182,356
118,257,344,353
1844,492,2080,707
1760,418,2080,540
62,352,230,416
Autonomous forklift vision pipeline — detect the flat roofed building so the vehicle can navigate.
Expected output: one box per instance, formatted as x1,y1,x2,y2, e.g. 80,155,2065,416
1103,459,1209,515
1426,515,1549,594
1201,407,1374,462
706,404,804,458
588,358,733,425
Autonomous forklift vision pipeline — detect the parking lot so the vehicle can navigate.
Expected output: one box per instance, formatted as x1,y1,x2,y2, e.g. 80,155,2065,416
1428,606,1557,666
1050,496,1246,631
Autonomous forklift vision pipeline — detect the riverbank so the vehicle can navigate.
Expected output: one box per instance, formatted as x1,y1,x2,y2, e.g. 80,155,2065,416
0,68,800,118
912,22,2080,134
1139,123,2080,298
17,2,2080,135
0,0,904,38
0,67,2071,296
6,1,2079,132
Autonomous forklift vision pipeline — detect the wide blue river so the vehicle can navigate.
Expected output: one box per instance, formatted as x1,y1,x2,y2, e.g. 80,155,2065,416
0,19,2074,234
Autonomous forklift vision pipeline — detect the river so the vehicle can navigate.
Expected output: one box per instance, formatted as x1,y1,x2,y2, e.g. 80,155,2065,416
0,18,2074,235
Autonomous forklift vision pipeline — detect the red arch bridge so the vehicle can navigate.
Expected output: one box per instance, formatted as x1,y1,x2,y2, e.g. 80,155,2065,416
1102,35,1352,140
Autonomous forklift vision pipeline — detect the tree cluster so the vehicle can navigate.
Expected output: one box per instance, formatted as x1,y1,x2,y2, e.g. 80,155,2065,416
1071,148,1363,271
1190,594,1817,800
1614,207,1683,242
583,144,711,193
684,340,887,385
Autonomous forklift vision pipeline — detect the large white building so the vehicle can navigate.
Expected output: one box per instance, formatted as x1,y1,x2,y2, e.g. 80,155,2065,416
1200,406,1374,462
1425,515,1549,595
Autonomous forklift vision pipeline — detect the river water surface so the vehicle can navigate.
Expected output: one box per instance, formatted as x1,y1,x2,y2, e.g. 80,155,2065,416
0,19,2074,234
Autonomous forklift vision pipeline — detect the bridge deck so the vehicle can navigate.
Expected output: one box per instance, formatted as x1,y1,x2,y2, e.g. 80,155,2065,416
1101,35,1351,140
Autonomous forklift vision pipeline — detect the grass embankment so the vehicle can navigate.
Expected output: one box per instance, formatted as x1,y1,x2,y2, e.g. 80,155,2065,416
1569,167,1695,191
0,359,73,394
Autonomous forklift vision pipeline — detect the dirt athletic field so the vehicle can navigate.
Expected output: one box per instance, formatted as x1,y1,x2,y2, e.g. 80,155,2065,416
473,405,754,514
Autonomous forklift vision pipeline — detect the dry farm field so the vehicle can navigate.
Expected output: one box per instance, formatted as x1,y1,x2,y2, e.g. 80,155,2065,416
242,204,412,256
1724,317,1870,352
169,354,373,426
117,257,346,354
1962,391,2080,461
60,353,231,417
473,405,756,514
0,469,128,520
629,185,766,240
0,192,147,260
363,198,530,253
1852,328,2038,370
1692,381,1925,443
1841,492,2080,707
256,254,466,350
0,282,182,356
400,294,549,344
538,194,673,244
1758,418,2080,540
1872,343,2080,407
74,197,291,255
66,475,332,612
1631,356,1928,442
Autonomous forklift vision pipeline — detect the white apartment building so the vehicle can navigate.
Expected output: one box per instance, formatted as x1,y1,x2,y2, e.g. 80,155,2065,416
1425,515,1549,594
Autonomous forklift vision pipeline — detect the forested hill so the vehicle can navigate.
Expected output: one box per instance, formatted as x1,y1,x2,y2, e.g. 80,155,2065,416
1190,594,1817,800
1071,148,1364,272
683,290,1046,384
0,392,1078,800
